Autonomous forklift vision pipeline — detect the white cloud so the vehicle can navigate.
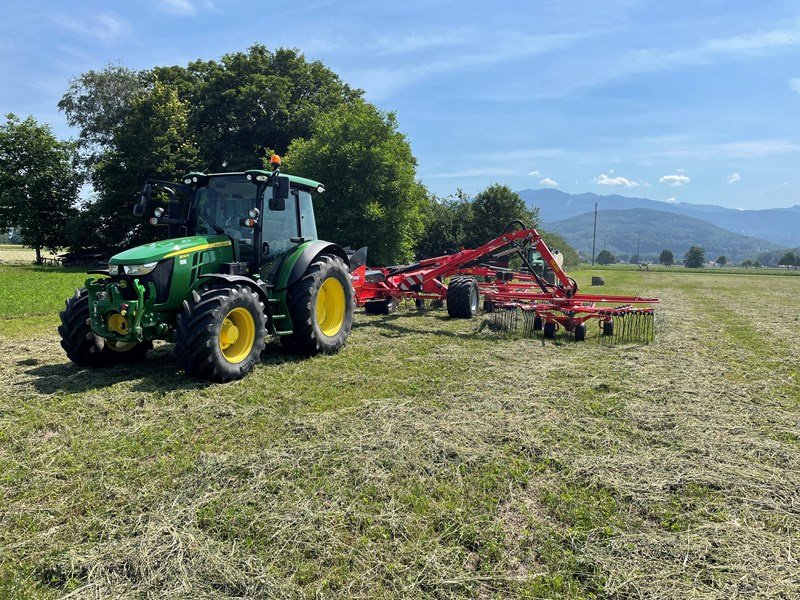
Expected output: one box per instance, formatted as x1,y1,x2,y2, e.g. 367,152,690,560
528,170,540,177
61,12,128,42
156,0,214,17
790,79,800,94
538,177,558,187
727,172,741,184
594,173,638,187
676,168,685,173
659,174,691,187
665,197,677,204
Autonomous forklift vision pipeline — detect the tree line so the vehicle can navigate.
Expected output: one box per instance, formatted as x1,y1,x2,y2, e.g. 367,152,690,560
0,45,578,266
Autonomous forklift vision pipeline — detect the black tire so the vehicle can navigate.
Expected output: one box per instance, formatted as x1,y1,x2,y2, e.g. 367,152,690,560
483,298,495,313
282,254,354,355
543,321,557,339
59,288,152,367
175,284,266,382
574,323,586,341
533,315,543,331
447,276,479,319
365,297,396,315
602,320,614,336
415,298,425,309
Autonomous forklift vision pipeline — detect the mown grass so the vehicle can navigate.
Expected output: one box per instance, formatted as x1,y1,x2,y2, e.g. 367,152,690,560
0,264,798,598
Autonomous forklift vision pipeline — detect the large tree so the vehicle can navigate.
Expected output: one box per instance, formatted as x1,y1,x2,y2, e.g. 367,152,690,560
684,245,705,268
779,251,798,268
415,192,472,259
0,115,81,263
464,184,536,249
59,45,363,251
286,100,428,265
595,249,616,265
658,249,674,266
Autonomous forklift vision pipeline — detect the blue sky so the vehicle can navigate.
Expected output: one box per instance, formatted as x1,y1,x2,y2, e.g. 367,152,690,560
2,0,799,209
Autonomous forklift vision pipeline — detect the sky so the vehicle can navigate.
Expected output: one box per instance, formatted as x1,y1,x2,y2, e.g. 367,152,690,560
1,0,799,210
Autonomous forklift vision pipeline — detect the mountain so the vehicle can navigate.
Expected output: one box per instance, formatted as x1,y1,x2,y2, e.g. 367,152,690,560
518,189,800,248
548,208,780,263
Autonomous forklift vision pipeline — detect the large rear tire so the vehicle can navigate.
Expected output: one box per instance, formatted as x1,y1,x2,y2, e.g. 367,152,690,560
59,288,151,367
175,284,266,382
282,254,354,355
447,276,479,319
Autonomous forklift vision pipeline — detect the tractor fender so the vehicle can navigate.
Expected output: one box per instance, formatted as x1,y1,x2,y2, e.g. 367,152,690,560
282,241,349,291
196,274,271,305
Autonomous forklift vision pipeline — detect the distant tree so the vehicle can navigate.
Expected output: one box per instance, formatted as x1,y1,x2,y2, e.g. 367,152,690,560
683,245,705,268
539,230,580,267
596,249,616,265
286,100,427,265
629,253,639,264
658,249,674,266
0,114,81,263
463,184,536,249
717,255,727,266
779,251,798,269
753,260,761,268
740,259,754,268
415,191,472,258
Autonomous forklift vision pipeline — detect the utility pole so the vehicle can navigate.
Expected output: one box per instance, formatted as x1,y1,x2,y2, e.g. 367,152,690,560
637,235,640,266
591,202,598,266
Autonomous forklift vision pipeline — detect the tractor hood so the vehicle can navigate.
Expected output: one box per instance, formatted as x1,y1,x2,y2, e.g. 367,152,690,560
109,235,232,265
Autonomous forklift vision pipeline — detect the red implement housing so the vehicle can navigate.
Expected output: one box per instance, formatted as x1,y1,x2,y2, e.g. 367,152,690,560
351,227,659,340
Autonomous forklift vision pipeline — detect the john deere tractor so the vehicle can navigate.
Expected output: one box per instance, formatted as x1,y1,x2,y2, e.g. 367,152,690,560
58,156,355,382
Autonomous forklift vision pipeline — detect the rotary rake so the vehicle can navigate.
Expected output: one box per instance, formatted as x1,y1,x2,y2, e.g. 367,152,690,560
350,221,659,343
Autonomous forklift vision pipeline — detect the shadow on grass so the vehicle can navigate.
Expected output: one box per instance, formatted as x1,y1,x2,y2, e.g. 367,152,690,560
354,312,468,339
24,341,306,395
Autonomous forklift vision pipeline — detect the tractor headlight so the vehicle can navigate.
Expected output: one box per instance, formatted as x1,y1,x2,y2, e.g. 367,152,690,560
123,262,158,276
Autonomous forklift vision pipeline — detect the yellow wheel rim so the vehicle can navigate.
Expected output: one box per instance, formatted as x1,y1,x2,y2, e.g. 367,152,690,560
219,306,256,364
316,277,346,337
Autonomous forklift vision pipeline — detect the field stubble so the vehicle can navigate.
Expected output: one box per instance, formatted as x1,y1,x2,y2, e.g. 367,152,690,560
0,266,798,598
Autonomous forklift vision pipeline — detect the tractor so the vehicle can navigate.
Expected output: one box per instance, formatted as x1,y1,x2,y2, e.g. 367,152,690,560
58,156,355,382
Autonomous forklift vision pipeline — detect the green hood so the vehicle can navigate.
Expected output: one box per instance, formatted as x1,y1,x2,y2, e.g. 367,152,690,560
109,235,232,265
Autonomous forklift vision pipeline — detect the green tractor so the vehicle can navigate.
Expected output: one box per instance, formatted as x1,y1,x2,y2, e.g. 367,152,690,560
59,157,355,382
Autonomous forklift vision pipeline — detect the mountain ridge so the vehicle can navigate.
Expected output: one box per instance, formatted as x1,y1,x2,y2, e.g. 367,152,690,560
518,188,800,247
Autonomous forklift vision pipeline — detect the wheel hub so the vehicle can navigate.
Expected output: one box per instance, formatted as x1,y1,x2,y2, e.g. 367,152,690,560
220,318,240,348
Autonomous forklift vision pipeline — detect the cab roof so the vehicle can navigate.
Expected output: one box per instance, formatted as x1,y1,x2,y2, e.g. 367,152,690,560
202,171,323,192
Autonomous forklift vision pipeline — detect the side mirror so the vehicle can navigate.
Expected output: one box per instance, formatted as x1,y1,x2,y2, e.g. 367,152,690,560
268,175,290,211
133,184,152,217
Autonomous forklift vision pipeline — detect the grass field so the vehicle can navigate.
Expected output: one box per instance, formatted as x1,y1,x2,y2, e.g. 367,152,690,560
0,263,798,598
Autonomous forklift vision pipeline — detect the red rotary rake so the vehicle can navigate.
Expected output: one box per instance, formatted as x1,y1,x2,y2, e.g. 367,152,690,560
350,222,659,342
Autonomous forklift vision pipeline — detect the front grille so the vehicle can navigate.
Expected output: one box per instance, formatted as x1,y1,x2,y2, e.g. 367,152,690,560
108,259,174,304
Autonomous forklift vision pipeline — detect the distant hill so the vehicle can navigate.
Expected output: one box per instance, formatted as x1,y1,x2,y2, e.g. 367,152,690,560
757,246,800,267
519,188,800,248
548,208,780,263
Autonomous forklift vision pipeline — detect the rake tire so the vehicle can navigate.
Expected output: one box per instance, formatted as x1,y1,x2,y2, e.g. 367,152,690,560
365,297,396,315
176,283,266,382
603,320,614,336
574,323,586,342
447,276,479,319
543,321,557,339
59,288,152,367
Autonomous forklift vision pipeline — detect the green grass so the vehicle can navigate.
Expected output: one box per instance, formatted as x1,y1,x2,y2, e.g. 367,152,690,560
0,265,798,598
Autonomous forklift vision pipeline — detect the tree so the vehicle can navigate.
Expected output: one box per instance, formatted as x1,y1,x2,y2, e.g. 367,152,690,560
539,230,580,267
415,192,472,259
683,245,705,268
629,254,639,264
464,184,537,249
717,255,727,266
740,259,754,268
779,251,798,268
753,260,761,268
70,83,198,251
596,249,616,265
0,114,81,263
285,100,427,265
658,249,674,266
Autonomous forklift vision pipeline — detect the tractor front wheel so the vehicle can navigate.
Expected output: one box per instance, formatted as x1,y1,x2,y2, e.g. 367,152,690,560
447,276,479,319
176,284,267,382
59,288,152,367
281,254,354,354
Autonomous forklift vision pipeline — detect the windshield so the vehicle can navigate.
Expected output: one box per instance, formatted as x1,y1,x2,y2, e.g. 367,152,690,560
194,175,257,262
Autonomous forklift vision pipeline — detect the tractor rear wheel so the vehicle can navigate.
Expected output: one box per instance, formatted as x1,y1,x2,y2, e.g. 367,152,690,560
176,284,266,382
447,276,479,319
59,288,152,367
281,254,354,355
